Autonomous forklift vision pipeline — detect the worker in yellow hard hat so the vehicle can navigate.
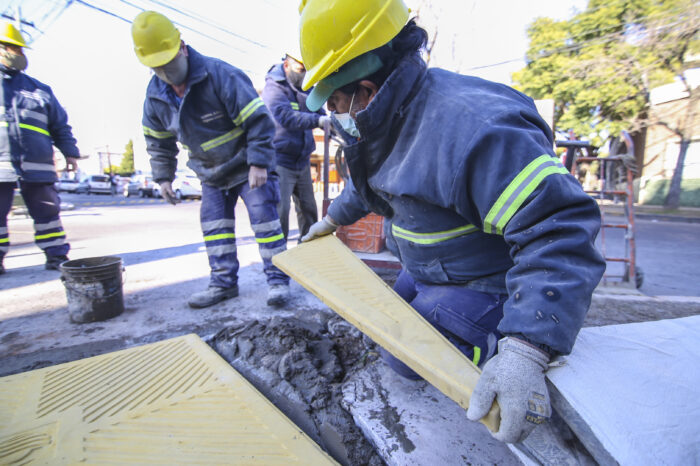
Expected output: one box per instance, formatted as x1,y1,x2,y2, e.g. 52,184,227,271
261,47,329,242
298,0,605,444
0,21,81,274
131,11,291,308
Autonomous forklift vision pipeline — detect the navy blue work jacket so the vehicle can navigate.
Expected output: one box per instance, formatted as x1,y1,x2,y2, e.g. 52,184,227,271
0,66,80,183
142,46,276,189
261,63,323,171
327,54,605,355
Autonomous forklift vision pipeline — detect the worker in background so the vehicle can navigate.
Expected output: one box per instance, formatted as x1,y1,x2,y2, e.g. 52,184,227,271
299,0,605,444
261,50,329,241
131,11,290,308
0,22,79,275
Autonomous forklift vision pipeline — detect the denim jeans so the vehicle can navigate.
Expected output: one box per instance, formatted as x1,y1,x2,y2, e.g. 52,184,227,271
200,176,289,288
380,269,507,380
275,164,318,240
0,181,69,260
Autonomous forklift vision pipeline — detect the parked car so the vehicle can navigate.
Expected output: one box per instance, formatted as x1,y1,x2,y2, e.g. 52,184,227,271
55,178,81,192
172,174,202,199
124,174,155,197
84,174,112,194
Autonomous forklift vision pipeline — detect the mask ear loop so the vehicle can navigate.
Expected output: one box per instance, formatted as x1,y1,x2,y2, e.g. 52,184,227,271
348,89,357,119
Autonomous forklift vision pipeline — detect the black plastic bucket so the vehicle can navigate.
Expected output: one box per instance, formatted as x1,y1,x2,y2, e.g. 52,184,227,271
60,256,124,323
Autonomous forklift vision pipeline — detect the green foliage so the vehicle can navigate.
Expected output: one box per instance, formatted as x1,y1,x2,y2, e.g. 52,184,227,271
513,0,697,142
117,139,135,176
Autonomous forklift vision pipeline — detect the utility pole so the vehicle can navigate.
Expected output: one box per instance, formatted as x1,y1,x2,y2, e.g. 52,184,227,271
106,144,112,177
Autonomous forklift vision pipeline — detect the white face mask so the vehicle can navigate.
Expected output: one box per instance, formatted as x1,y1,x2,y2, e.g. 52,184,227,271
333,90,360,138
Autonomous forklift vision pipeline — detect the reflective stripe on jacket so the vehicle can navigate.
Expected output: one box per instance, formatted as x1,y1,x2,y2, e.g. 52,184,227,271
261,63,322,171
0,66,80,183
327,54,605,355
142,46,276,189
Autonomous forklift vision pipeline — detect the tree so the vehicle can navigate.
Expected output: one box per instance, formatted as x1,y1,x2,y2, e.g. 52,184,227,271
118,139,136,176
513,0,699,208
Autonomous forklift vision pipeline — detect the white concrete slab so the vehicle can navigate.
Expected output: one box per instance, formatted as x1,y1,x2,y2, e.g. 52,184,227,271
547,316,700,465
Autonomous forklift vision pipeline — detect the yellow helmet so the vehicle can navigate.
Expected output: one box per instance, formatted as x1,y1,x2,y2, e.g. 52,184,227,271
131,11,181,68
0,21,28,48
298,0,409,91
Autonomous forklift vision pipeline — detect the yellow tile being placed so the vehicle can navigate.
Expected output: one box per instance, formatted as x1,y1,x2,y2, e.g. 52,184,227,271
0,334,336,465
273,235,500,432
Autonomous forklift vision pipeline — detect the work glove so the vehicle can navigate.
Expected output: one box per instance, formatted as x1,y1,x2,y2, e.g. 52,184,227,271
318,115,331,129
467,337,551,443
300,216,338,242
248,166,267,189
159,180,180,205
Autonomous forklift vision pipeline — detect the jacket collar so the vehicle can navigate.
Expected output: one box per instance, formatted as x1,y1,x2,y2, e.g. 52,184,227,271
0,64,19,78
266,62,287,83
355,53,427,140
340,54,427,218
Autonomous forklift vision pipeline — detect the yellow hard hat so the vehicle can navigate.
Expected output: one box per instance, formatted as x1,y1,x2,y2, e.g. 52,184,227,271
298,0,409,91
131,11,181,68
0,21,28,48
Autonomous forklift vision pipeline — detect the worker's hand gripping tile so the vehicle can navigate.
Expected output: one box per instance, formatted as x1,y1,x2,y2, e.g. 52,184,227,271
0,334,336,465
273,235,501,432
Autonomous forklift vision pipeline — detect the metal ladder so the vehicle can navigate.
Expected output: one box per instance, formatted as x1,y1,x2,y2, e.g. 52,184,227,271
556,139,641,288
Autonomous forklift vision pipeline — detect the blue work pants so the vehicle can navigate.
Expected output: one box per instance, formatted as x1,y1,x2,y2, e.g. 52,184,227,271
200,176,289,288
275,164,318,240
0,181,69,261
380,269,506,380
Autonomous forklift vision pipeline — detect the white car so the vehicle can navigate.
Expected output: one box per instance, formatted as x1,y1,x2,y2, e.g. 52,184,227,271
55,178,81,192
172,175,202,200
84,174,112,194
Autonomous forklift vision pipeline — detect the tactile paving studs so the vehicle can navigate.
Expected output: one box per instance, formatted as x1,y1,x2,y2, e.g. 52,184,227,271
0,334,336,464
273,235,500,432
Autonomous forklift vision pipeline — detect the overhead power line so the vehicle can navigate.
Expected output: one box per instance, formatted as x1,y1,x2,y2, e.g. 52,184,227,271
145,0,269,50
465,10,688,72
74,0,132,23
69,0,256,65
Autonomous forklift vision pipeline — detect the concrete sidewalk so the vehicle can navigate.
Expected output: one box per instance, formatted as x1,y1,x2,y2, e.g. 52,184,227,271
601,203,700,223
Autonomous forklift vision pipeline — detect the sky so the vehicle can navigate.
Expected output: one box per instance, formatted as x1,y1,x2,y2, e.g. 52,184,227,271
3,0,587,173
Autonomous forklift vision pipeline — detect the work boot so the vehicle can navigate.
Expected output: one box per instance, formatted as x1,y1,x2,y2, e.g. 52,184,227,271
45,255,69,271
188,285,239,309
267,283,290,306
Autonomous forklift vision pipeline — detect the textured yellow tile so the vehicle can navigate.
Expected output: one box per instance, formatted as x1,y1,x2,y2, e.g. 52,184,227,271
273,235,500,432
0,335,336,464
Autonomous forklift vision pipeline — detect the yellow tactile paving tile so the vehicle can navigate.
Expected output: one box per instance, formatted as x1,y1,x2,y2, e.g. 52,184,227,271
273,235,500,432
0,334,336,465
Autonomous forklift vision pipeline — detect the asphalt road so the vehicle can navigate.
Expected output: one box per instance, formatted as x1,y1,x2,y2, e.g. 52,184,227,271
8,193,700,297
597,215,700,296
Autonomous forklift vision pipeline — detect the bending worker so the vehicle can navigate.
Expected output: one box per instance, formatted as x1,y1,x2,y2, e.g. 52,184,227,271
262,50,329,241
0,22,79,274
132,11,290,308
299,0,605,444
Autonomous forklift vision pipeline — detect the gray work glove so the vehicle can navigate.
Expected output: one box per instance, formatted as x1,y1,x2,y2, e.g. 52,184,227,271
300,215,338,242
318,115,331,129
248,166,267,189
159,180,180,205
467,337,551,443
